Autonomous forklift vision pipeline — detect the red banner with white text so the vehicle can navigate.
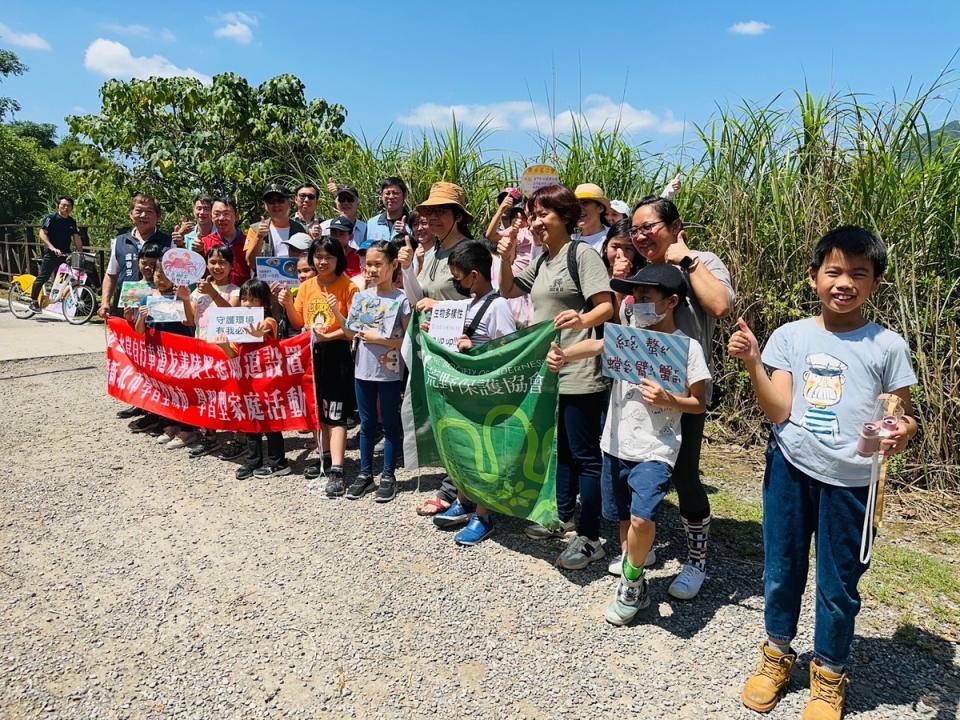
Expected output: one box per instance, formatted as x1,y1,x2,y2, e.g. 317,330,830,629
106,317,319,432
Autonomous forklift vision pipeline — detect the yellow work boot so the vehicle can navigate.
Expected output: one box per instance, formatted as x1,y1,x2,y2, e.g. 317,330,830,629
741,642,796,713
802,661,849,720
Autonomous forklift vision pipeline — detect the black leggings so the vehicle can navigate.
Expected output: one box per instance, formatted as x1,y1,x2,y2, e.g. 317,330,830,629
671,412,710,522
31,251,64,302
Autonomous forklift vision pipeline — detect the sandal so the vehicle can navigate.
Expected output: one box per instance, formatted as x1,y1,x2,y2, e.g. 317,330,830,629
416,496,452,516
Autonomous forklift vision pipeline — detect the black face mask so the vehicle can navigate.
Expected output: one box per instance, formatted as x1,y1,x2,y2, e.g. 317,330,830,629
451,277,471,297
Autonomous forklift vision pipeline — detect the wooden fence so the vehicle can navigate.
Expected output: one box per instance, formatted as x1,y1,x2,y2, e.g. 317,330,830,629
0,225,117,287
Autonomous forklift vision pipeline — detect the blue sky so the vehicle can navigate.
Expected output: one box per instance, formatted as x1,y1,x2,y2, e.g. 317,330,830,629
2,1,959,158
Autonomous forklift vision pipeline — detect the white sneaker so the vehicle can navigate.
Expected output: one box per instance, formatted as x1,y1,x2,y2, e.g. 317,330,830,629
156,433,175,445
608,548,657,576
166,433,197,450
667,563,706,600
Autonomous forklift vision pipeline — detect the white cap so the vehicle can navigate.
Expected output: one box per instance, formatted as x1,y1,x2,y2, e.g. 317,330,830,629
284,232,313,251
610,200,630,215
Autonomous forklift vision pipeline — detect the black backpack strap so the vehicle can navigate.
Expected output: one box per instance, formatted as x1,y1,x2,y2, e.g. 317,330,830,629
464,293,499,338
567,240,583,299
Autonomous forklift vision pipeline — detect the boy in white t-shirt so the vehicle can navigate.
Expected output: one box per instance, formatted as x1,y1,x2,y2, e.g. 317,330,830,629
547,263,710,625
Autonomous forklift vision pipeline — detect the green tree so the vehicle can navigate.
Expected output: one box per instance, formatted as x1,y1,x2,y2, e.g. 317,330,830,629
0,124,67,222
68,73,350,223
0,48,27,121
7,120,57,149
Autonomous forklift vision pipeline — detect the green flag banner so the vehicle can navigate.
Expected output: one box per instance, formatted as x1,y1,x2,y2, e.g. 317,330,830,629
402,315,561,528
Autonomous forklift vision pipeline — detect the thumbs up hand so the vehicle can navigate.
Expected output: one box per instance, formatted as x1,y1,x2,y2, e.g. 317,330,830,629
728,316,761,365
496,233,516,263
398,233,414,269
546,341,566,373
327,179,339,195
611,248,632,280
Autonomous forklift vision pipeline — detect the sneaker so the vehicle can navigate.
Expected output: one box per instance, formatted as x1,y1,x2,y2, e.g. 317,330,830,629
235,464,258,481
217,441,245,461
374,475,397,503
524,520,576,540
455,514,494,546
28,301,41,313
802,662,848,720
668,563,706,600
345,473,375,499
605,575,650,626
304,460,326,480
254,463,291,479
556,535,605,570
166,433,198,450
433,498,474,528
188,437,219,458
128,415,158,433
741,642,797,713
116,406,143,419
156,432,175,446
324,469,345,498
608,548,658,576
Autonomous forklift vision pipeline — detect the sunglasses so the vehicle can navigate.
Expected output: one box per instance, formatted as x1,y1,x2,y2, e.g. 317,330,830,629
265,196,287,204
337,195,357,203
297,193,317,200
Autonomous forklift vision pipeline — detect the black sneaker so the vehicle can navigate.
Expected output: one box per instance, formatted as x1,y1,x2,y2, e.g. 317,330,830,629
324,469,345,497
28,302,41,313
188,437,218,458
304,459,325,479
235,464,258,480
116,406,144,419
254,463,291,479
345,473,374,500
128,415,158,433
217,441,245,461
374,475,397,503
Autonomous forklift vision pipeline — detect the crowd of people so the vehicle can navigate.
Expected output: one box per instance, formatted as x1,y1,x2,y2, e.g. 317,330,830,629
84,172,917,720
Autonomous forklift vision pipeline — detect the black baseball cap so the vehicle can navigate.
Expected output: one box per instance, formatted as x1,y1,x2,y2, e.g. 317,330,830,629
261,183,289,200
610,263,687,299
328,215,355,233
336,186,359,202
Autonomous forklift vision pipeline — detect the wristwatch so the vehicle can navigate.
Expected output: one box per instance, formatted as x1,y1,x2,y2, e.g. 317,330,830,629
679,255,698,272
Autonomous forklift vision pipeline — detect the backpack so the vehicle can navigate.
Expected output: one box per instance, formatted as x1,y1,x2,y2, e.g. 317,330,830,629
463,293,500,339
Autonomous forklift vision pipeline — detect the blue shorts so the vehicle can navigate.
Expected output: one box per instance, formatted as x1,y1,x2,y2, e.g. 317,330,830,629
601,453,672,522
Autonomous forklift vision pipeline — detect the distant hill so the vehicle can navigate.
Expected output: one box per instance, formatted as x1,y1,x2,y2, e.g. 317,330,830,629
921,120,960,154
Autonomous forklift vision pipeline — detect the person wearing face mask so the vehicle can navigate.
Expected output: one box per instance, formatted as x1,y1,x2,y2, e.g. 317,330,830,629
546,263,710,625
622,195,734,601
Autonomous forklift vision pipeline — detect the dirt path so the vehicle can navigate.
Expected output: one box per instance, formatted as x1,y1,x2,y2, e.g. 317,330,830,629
1,353,957,719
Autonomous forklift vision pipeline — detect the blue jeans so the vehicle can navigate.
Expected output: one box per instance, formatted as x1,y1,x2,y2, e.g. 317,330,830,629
556,391,605,540
354,379,403,477
762,442,871,667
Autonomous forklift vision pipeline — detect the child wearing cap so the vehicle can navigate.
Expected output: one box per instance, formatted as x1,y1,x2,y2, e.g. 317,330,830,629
730,227,917,720
547,262,710,625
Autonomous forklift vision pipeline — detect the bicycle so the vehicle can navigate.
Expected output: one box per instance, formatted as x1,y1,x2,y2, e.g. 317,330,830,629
8,252,100,325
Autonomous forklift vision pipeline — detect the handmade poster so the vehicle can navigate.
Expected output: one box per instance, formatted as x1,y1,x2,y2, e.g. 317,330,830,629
120,280,152,308
427,300,470,348
205,307,265,344
402,317,560,529
146,295,187,322
256,257,299,287
601,324,689,394
161,248,206,286
39,264,73,316
345,293,402,336
106,317,318,433
520,164,560,195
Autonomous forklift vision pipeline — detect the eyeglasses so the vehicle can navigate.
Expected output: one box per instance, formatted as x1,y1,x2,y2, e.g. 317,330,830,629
628,221,665,237
337,196,356,203
265,197,287,205
297,193,317,200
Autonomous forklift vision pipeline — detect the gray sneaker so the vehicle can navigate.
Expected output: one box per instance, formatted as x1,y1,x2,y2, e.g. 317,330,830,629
605,575,650,626
608,548,658,576
556,535,605,570
524,520,576,540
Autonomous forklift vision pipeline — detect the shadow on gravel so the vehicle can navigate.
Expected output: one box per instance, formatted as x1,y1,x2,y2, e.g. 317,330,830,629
787,625,960,719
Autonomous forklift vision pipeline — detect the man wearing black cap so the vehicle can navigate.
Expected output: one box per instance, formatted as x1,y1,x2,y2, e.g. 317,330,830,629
546,263,711,626
244,184,306,269
321,184,367,249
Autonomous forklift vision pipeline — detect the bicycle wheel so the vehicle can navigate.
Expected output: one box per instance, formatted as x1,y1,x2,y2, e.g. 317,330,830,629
7,281,36,319
63,285,97,325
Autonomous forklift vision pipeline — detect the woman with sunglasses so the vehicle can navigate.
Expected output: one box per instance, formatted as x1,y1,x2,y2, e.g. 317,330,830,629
624,196,734,601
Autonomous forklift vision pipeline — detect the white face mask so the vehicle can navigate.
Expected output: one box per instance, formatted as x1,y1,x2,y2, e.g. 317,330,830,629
629,302,666,328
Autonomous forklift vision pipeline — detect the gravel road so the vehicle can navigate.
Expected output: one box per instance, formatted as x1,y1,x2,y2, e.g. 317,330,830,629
2,353,957,719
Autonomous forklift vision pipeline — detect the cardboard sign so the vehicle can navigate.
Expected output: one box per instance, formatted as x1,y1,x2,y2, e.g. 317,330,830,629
427,300,471,348
146,295,187,323
256,257,299,287
520,165,560,196
205,307,265,344
161,248,206,286
346,293,402,336
601,324,689,394
120,280,153,308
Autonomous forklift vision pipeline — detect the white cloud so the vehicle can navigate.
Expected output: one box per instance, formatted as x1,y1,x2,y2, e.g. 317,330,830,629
83,39,211,84
0,22,51,50
212,11,258,44
398,95,686,136
728,20,771,36
102,23,176,42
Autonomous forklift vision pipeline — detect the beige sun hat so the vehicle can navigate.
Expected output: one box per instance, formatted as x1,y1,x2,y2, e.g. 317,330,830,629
415,181,474,224
574,182,611,211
